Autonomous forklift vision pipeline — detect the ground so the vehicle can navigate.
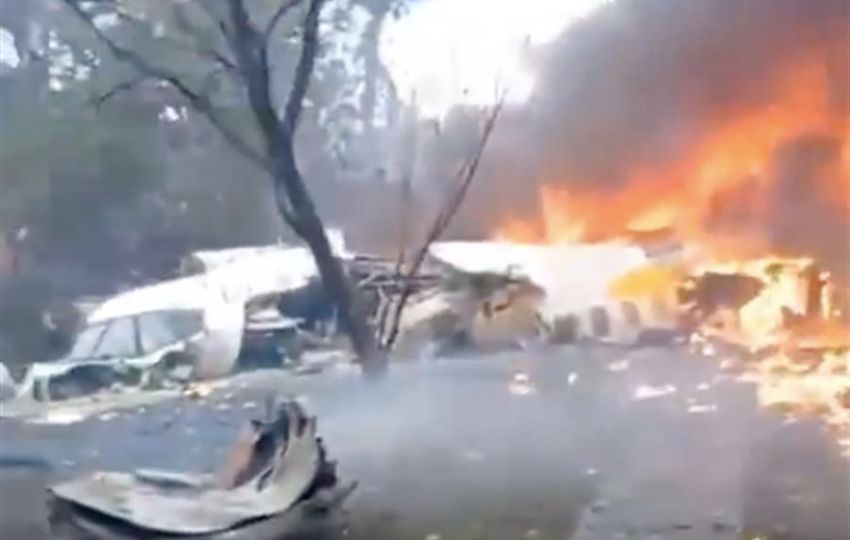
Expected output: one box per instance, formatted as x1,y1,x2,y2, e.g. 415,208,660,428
1,345,848,539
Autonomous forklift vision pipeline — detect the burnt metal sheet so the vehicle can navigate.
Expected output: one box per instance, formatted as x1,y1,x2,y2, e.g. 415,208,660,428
49,401,322,535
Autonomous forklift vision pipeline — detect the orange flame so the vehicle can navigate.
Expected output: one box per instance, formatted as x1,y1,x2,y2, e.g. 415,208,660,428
495,58,848,258
492,43,850,456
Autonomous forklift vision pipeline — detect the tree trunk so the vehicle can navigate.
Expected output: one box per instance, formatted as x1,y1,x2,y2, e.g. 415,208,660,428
270,151,385,375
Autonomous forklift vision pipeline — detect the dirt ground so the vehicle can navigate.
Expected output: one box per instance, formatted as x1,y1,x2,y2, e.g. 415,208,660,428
1,345,848,539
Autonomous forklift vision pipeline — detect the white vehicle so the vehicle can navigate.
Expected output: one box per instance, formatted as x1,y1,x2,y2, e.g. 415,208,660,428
13,309,207,402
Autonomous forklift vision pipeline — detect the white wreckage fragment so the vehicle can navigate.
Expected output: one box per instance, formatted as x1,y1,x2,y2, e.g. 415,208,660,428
2,233,349,408
0,362,15,401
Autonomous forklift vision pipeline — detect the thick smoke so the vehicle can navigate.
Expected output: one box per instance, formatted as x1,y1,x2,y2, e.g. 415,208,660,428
450,0,849,274
531,0,847,186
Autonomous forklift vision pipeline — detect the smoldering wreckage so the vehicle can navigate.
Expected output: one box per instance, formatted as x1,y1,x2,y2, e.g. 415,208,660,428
1,227,849,537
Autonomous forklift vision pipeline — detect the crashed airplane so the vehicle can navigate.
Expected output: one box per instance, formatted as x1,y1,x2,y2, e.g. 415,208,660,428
1,231,350,407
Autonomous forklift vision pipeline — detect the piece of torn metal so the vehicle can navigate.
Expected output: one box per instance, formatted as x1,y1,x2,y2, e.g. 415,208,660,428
48,400,354,539
632,383,678,400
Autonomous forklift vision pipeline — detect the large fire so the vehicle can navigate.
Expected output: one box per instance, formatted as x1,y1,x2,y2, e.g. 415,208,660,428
495,59,848,259
494,55,849,453
611,257,850,455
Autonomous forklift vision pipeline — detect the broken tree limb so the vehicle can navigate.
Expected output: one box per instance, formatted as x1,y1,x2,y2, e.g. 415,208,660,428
62,0,267,169
280,0,321,138
114,6,238,72
379,96,506,349
89,75,150,110
264,0,304,44
392,174,413,281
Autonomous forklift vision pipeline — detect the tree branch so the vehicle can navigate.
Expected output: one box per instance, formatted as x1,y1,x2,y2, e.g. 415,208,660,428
226,0,311,232
225,0,323,152
282,0,323,138
62,0,266,169
171,3,238,71
380,97,506,348
111,6,237,71
194,1,234,48
428,96,505,244
226,0,279,140
264,0,304,44
89,75,149,110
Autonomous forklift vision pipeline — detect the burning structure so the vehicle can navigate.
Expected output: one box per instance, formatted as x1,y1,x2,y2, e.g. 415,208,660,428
473,0,849,453
489,0,847,267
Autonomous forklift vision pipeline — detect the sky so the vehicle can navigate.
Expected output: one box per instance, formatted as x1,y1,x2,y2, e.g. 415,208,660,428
0,0,609,115
380,0,609,118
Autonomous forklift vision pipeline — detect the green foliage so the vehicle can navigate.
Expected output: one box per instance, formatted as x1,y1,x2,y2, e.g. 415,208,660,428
0,0,411,280
0,51,164,260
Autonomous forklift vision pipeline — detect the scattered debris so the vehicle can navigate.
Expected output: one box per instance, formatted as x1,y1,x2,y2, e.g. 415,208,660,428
183,382,215,400
633,384,678,400
608,360,630,372
29,410,87,426
508,372,536,396
719,358,738,370
1,388,181,425
687,402,718,414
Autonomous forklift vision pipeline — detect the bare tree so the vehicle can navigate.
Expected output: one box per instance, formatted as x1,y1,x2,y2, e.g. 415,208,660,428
378,97,505,349
63,0,384,373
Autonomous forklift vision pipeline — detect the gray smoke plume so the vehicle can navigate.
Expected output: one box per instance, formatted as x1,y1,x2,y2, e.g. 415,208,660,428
441,0,849,276
531,0,847,186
